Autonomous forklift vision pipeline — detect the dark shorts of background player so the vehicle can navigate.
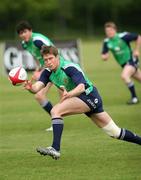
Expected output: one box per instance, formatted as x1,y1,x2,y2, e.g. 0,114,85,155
78,86,104,117
121,57,139,70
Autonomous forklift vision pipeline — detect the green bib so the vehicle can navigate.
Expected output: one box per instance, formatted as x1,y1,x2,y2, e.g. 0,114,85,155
22,32,53,67
49,57,93,94
106,33,131,65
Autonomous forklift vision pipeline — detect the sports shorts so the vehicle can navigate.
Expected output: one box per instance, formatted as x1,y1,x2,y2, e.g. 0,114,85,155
121,56,139,70
78,86,104,117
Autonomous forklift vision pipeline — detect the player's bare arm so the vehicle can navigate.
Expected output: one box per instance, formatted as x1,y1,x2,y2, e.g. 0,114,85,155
60,83,85,102
24,81,45,93
133,35,141,57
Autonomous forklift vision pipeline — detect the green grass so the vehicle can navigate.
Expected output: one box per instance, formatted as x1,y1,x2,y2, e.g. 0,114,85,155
1,40,141,180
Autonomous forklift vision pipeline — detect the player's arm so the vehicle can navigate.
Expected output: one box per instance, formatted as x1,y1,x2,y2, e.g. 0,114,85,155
60,66,88,102
34,39,45,70
60,83,85,102
102,53,109,61
122,32,141,57
101,40,109,61
24,80,45,93
134,35,141,57
24,69,51,93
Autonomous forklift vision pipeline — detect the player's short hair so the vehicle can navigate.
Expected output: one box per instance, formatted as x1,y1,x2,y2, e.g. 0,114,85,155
41,46,58,57
104,22,117,30
16,20,32,34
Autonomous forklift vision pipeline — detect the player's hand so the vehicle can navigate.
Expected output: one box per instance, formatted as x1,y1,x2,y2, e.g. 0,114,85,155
133,50,140,57
23,80,32,90
60,91,71,102
60,86,72,102
101,53,109,61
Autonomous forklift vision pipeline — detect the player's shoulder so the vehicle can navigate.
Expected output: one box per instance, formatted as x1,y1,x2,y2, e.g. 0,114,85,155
44,68,51,72
61,58,77,69
32,32,52,46
61,59,82,73
41,68,52,77
118,32,128,38
63,63,76,70
32,32,46,41
103,38,109,43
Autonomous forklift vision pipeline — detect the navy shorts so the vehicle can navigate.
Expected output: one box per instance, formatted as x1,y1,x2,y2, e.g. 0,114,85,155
78,86,104,117
121,57,139,70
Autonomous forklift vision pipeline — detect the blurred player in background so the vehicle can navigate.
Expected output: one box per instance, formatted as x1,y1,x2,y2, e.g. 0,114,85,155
16,20,60,131
101,22,141,105
24,46,141,160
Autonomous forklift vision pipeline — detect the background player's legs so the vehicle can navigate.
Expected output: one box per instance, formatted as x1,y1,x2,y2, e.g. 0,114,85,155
133,68,141,82
121,65,138,104
35,83,53,131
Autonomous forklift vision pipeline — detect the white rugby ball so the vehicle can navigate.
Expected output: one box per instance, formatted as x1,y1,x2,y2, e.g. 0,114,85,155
8,67,27,86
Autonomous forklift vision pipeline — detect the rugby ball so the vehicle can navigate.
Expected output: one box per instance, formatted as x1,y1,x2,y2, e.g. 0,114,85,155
8,67,27,86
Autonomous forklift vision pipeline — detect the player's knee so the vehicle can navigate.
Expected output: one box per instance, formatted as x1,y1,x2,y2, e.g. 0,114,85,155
121,73,126,81
50,106,63,117
121,74,130,83
102,120,121,138
35,92,44,102
35,92,41,101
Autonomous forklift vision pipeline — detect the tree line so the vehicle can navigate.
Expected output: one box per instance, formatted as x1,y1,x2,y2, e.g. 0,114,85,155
0,0,141,39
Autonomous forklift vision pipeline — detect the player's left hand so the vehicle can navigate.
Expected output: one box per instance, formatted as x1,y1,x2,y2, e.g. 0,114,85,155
60,86,72,102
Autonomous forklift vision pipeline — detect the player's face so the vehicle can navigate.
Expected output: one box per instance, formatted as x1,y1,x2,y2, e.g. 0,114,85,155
105,27,116,38
18,29,32,42
43,54,59,71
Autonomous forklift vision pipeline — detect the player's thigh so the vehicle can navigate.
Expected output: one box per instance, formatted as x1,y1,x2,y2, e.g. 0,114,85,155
51,97,91,117
90,111,113,128
121,65,136,78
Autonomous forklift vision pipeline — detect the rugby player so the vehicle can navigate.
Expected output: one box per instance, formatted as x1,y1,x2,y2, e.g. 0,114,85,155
24,46,141,160
101,22,141,105
16,21,60,131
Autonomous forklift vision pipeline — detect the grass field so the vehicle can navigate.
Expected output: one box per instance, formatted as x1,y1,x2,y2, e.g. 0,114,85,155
1,40,141,180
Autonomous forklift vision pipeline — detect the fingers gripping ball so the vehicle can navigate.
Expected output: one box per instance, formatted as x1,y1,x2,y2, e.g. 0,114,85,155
8,67,28,86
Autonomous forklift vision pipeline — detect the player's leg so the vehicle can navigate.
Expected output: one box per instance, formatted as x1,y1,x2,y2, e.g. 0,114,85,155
35,82,53,131
35,82,53,113
90,112,141,145
35,82,53,114
36,97,90,159
35,83,63,132
121,65,138,104
132,68,141,82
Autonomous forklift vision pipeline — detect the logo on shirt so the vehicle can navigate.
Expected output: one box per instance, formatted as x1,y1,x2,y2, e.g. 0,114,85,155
114,47,120,51
63,78,68,84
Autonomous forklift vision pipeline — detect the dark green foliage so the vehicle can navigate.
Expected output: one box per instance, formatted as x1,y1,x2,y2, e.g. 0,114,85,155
0,0,141,39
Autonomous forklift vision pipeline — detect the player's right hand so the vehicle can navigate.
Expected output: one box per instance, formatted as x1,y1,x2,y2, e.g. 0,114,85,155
24,80,32,90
